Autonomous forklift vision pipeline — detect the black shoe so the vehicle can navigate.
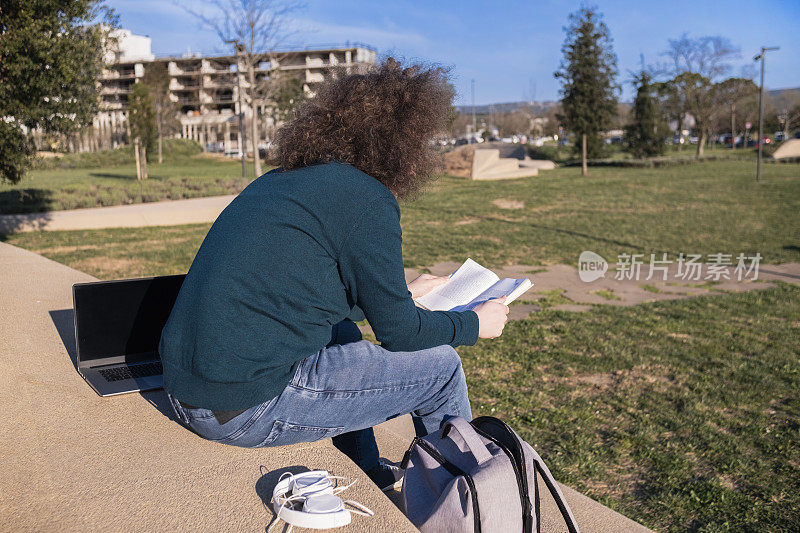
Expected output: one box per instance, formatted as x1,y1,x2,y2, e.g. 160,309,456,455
365,459,404,492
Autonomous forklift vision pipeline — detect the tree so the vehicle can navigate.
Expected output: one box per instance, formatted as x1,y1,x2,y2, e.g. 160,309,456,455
672,72,721,156
0,0,116,183
717,77,758,150
661,34,740,157
272,76,306,125
771,91,800,140
128,83,156,179
183,0,303,178
141,62,179,163
625,71,667,158
554,6,618,176
653,79,686,150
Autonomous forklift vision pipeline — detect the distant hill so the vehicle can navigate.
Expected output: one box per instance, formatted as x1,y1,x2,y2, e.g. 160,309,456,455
455,101,558,115
458,86,799,116
769,87,800,99
769,87,800,108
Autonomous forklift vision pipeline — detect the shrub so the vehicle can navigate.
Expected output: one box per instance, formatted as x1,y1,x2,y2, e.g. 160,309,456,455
31,138,202,170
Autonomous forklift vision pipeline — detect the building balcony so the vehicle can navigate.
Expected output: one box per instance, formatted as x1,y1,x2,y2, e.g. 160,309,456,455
203,79,235,89
101,86,134,95
170,81,202,90
101,70,137,80
168,64,203,76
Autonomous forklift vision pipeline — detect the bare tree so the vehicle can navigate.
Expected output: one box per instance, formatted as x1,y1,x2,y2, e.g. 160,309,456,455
182,0,303,177
770,91,800,140
659,34,740,157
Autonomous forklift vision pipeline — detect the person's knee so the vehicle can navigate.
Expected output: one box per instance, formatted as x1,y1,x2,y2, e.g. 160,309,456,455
435,345,464,375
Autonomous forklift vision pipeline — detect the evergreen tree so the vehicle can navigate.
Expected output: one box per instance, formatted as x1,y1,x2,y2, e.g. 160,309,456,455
625,71,667,158
141,62,179,164
128,83,156,179
554,6,618,176
0,0,116,183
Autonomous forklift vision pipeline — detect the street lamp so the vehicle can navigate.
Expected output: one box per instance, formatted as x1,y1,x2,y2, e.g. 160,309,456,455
754,46,779,183
225,39,247,180
471,79,476,143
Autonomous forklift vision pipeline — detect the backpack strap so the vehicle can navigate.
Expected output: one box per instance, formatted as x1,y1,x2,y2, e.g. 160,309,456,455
527,446,580,533
441,417,493,465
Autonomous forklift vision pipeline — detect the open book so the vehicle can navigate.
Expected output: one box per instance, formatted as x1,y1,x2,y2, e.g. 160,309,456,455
415,258,533,312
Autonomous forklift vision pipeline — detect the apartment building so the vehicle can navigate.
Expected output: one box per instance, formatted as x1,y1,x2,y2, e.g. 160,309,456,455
95,30,377,152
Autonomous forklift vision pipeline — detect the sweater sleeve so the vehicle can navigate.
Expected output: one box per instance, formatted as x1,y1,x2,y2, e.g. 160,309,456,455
338,193,479,352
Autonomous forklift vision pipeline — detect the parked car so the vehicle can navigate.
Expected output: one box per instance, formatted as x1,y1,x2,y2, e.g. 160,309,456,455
775,131,786,142
223,149,243,158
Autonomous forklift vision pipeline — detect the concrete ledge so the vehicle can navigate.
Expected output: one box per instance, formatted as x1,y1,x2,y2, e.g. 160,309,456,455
0,242,414,532
471,149,538,180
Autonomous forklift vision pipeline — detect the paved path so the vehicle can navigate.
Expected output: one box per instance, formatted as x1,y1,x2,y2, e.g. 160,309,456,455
0,194,236,233
405,261,800,320
0,241,651,532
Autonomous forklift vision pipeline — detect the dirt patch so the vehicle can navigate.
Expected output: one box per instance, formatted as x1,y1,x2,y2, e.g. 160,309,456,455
573,373,615,388
455,217,480,226
33,244,102,254
73,256,147,276
443,146,474,178
564,365,678,393
492,198,525,210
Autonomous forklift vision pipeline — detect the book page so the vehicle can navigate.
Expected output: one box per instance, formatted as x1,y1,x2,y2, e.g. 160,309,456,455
415,258,499,311
451,277,532,312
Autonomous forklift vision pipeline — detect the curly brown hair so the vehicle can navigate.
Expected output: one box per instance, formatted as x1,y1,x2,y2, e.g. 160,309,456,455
274,57,454,199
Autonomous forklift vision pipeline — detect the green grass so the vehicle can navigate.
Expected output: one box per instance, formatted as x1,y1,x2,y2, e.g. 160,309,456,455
461,284,800,531
530,140,753,164
0,141,264,214
591,288,621,301
641,284,663,294
398,160,800,269
3,159,800,530
4,160,799,279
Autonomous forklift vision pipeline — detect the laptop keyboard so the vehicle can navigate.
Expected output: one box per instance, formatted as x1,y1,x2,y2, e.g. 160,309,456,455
98,362,163,382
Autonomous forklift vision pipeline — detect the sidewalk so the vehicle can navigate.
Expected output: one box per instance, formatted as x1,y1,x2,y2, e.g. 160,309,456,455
0,241,652,532
0,194,236,233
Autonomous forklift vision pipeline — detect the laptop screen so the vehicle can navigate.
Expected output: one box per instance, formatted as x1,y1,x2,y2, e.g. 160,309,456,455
73,275,186,364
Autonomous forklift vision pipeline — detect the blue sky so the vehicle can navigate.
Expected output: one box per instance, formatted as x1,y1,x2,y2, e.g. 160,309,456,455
108,0,800,105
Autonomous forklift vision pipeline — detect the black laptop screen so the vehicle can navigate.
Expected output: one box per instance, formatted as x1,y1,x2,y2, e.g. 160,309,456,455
73,275,186,363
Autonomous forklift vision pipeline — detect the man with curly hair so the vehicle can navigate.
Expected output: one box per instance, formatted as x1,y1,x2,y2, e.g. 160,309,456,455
160,58,510,490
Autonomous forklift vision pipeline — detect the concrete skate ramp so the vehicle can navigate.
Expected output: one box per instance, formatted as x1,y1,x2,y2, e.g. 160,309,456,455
472,148,538,180
772,139,800,159
481,142,527,160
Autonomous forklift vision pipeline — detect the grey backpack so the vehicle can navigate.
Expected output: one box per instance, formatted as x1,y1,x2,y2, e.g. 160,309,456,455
400,416,580,533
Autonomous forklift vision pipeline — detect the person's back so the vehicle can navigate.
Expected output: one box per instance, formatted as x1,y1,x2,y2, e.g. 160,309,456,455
160,162,395,411
160,57,511,492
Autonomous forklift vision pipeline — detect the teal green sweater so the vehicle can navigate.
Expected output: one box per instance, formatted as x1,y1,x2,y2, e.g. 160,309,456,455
159,162,479,411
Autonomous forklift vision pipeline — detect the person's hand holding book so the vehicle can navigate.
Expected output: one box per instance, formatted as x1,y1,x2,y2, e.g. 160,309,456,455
473,296,509,339
408,273,451,300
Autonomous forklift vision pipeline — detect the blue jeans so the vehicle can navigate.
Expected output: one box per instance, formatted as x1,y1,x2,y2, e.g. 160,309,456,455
167,320,472,472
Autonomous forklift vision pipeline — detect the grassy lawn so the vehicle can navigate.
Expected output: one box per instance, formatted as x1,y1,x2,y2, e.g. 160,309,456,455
462,284,800,531
3,159,800,530
5,159,798,278
0,143,264,214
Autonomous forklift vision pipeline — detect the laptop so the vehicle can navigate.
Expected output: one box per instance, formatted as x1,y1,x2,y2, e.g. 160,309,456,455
72,274,186,397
